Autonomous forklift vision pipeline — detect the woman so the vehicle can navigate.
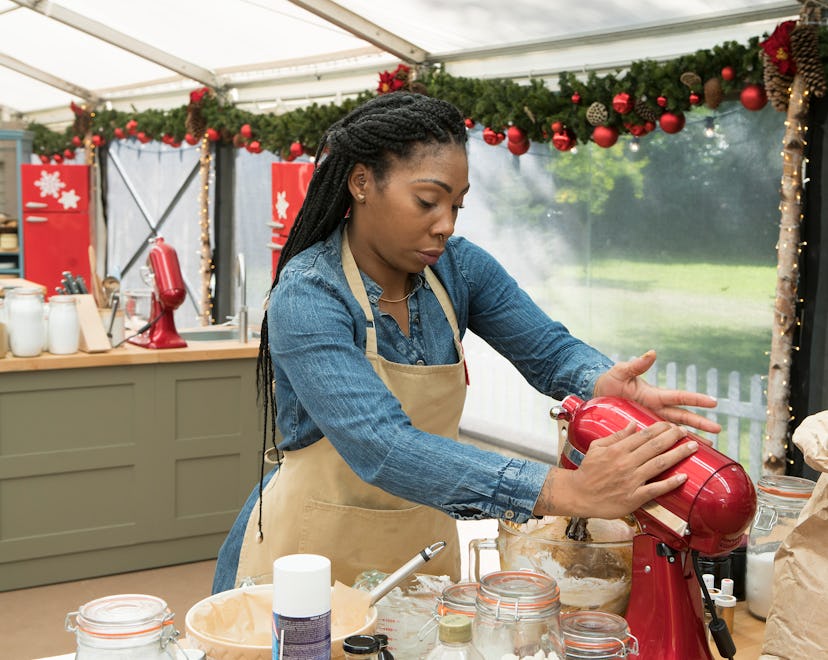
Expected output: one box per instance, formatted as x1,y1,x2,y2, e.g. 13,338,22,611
212,92,720,592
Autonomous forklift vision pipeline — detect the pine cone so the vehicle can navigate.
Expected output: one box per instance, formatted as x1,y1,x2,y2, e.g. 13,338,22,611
633,99,658,123
72,111,92,136
586,102,608,126
680,71,702,89
762,51,792,111
791,23,827,98
703,78,723,109
186,103,207,140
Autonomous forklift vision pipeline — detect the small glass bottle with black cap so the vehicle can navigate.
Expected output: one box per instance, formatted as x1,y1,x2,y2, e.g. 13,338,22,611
343,634,380,660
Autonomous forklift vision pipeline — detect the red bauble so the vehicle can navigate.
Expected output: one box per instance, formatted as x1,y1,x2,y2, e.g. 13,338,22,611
53,154,63,163
624,122,648,137
506,125,526,143
206,128,220,142
136,131,150,143
247,140,262,154
592,125,619,148
185,133,199,145
125,119,138,135
740,84,768,111
482,127,497,145
659,111,686,134
552,128,576,152
644,120,656,133
721,66,736,81
571,92,581,104
171,141,181,148
551,120,563,133
161,134,173,144
71,135,82,147
289,141,304,158
689,92,701,105
507,138,530,156
656,96,668,108
39,154,49,164
464,118,475,129
114,127,126,140
612,92,634,114
91,134,104,147
240,123,253,139
63,148,75,159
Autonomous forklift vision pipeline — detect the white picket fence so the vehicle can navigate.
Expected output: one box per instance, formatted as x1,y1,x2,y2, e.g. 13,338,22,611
459,338,767,481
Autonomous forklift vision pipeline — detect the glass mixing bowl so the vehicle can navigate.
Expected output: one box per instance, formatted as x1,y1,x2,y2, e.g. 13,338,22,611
470,516,638,615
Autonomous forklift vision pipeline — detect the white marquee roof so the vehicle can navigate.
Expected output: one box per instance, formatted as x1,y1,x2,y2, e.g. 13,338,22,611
0,0,801,128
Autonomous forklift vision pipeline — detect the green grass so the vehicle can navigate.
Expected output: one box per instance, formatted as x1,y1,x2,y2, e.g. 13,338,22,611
527,259,777,378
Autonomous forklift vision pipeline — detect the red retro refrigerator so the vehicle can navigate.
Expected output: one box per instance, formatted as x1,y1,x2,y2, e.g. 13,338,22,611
21,163,92,295
270,162,314,277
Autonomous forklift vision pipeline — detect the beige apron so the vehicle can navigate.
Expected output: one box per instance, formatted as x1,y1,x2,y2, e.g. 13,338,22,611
236,230,466,587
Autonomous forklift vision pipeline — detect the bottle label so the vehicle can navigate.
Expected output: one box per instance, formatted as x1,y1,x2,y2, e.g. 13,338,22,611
272,611,331,660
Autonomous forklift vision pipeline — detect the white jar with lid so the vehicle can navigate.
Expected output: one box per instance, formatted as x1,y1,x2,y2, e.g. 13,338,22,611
7,287,44,357
65,593,181,659
48,295,80,354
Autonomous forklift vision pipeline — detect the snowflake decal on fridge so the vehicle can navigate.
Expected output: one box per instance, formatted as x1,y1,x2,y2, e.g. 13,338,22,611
34,169,66,198
274,190,290,219
59,189,81,210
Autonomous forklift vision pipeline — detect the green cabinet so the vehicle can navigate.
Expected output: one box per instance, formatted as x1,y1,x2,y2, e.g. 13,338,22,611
0,358,263,590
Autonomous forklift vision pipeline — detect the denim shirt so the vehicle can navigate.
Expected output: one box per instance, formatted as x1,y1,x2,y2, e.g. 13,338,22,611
268,224,614,523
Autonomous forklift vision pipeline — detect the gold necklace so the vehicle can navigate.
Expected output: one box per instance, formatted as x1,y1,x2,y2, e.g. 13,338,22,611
378,290,414,304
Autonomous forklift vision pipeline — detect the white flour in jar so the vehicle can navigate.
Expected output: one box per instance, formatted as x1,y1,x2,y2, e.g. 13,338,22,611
746,551,776,619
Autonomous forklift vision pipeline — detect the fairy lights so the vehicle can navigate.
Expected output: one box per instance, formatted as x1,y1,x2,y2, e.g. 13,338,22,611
763,12,814,474
198,134,213,325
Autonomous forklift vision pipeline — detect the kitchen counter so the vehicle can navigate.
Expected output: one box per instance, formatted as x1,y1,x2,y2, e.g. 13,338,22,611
0,329,265,591
0,334,258,372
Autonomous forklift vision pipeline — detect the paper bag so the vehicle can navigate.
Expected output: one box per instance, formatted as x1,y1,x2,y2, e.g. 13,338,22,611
761,412,828,659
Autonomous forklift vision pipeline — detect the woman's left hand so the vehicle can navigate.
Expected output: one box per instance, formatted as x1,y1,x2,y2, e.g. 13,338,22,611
593,349,721,434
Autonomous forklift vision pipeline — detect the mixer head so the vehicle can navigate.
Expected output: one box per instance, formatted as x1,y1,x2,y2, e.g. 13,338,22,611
553,395,756,554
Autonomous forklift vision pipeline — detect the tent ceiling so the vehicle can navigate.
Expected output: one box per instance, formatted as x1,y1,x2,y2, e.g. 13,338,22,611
0,0,801,129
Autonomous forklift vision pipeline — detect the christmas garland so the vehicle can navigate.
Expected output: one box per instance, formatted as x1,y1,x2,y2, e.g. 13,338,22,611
27,22,828,161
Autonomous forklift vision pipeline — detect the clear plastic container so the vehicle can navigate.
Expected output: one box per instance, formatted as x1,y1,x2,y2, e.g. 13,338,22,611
425,614,484,660
353,570,450,658
560,611,638,658
472,570,564,660
65,593,181,659
747,474,815,619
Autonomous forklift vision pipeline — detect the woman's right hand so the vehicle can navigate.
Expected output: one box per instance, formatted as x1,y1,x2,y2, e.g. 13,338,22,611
533,421,697,519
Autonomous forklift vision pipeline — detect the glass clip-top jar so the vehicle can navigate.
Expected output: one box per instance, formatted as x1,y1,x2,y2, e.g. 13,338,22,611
472,570,565,660
65,593,182,659
746,474,815,620
560,611,638,658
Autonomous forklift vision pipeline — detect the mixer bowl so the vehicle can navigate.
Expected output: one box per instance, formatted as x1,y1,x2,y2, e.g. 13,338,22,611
470,516,637,615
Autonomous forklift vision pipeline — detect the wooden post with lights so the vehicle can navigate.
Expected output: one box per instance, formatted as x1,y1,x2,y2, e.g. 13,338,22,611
764,8,817,475
198,135,213,325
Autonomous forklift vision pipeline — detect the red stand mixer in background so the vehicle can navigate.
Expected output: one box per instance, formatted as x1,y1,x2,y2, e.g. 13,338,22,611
552,395,757,660
128,236,187,349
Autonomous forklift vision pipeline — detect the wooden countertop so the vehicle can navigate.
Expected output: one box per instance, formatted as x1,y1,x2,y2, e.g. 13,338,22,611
0,331,259,373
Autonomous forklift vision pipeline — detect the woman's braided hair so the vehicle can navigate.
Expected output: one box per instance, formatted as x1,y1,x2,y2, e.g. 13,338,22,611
253,92,468,537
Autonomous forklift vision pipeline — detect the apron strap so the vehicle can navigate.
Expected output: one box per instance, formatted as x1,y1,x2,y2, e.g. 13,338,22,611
341,226,462,356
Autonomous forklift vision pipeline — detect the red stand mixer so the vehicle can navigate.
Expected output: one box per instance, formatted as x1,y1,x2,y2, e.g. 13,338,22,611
128,236,187,349
552,395,757,660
